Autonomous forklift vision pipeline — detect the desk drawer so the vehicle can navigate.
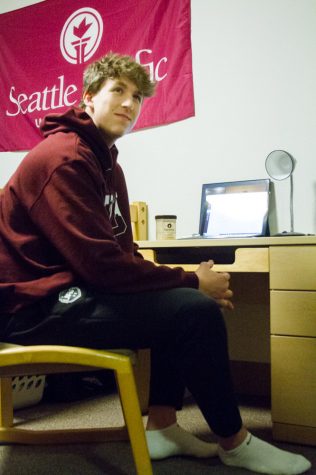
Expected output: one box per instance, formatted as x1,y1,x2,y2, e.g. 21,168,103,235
271,291,316,337
270,246,316,290
271,335,316,427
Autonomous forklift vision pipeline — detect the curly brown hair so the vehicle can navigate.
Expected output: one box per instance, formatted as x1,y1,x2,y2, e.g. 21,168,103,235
80,52,156,108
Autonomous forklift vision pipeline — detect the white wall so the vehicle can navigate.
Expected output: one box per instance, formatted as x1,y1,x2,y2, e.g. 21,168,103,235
1,0,316,239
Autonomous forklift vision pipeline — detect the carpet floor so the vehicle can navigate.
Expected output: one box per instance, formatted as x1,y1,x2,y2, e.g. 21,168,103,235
0,391,315,475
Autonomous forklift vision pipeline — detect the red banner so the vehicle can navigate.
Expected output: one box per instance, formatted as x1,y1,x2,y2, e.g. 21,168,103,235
0,0,194,151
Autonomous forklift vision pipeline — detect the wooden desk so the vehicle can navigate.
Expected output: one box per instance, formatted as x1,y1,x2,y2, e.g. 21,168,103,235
137,236,316,446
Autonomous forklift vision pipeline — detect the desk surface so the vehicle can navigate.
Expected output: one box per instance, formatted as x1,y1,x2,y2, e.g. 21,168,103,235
137,235,316,249
137,236,316,273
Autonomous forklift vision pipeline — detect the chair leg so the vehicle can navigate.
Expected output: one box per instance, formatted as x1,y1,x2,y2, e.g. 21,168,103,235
0,377,13,427
116,369,153,475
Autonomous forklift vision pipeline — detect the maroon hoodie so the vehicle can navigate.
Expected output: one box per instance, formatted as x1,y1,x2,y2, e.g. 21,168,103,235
0,107,198,314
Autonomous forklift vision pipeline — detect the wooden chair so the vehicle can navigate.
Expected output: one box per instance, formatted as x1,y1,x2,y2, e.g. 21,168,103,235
0,344,152,474
0,193,152,475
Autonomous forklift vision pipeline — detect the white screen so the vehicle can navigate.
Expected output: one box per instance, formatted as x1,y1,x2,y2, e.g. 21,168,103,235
204,191,268,236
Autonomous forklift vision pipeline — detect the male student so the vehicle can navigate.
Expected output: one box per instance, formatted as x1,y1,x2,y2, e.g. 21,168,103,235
0,52,311,474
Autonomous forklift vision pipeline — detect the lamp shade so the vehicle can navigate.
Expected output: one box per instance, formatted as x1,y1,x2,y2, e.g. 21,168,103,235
265,150,295,181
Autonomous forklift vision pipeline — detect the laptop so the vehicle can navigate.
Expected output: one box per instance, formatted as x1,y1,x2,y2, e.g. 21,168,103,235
181,179,271,239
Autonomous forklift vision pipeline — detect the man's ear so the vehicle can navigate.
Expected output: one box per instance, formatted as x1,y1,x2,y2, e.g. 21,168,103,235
83,92,94,109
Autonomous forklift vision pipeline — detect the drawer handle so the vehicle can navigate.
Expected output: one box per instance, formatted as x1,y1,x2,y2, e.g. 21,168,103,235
140,248,269,273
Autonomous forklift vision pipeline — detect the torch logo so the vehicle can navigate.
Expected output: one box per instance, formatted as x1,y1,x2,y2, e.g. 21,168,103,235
60,8,103,64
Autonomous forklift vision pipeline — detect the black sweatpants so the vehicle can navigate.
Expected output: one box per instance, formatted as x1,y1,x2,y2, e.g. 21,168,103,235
3,286,242,437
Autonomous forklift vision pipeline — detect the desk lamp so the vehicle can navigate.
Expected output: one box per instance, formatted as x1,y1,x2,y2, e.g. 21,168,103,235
265,150,304,236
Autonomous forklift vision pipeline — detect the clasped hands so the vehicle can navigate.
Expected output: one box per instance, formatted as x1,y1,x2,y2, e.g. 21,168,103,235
195,260,234,310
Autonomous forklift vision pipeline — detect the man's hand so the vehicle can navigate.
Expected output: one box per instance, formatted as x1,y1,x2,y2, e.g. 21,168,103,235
195,260,234,310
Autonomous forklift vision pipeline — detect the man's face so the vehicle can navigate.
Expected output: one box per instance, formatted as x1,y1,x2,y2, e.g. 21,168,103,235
83,76,143,147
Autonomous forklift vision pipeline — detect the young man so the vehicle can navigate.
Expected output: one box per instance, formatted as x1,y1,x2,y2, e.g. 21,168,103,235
0,53,311,474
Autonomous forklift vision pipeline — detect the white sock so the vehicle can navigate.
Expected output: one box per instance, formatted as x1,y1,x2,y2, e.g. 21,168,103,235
218,432,312,475
145,423,218,460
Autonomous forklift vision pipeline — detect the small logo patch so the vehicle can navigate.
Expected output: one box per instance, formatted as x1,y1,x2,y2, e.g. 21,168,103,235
59,287,82,304
60,8,103,65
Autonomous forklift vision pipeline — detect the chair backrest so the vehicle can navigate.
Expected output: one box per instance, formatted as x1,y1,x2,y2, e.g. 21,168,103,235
130,201,148,240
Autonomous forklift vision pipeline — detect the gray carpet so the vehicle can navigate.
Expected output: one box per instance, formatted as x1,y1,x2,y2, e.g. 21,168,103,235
0,392,315,475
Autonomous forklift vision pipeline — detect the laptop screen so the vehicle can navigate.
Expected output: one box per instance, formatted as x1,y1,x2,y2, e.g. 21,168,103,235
199,179,271,238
